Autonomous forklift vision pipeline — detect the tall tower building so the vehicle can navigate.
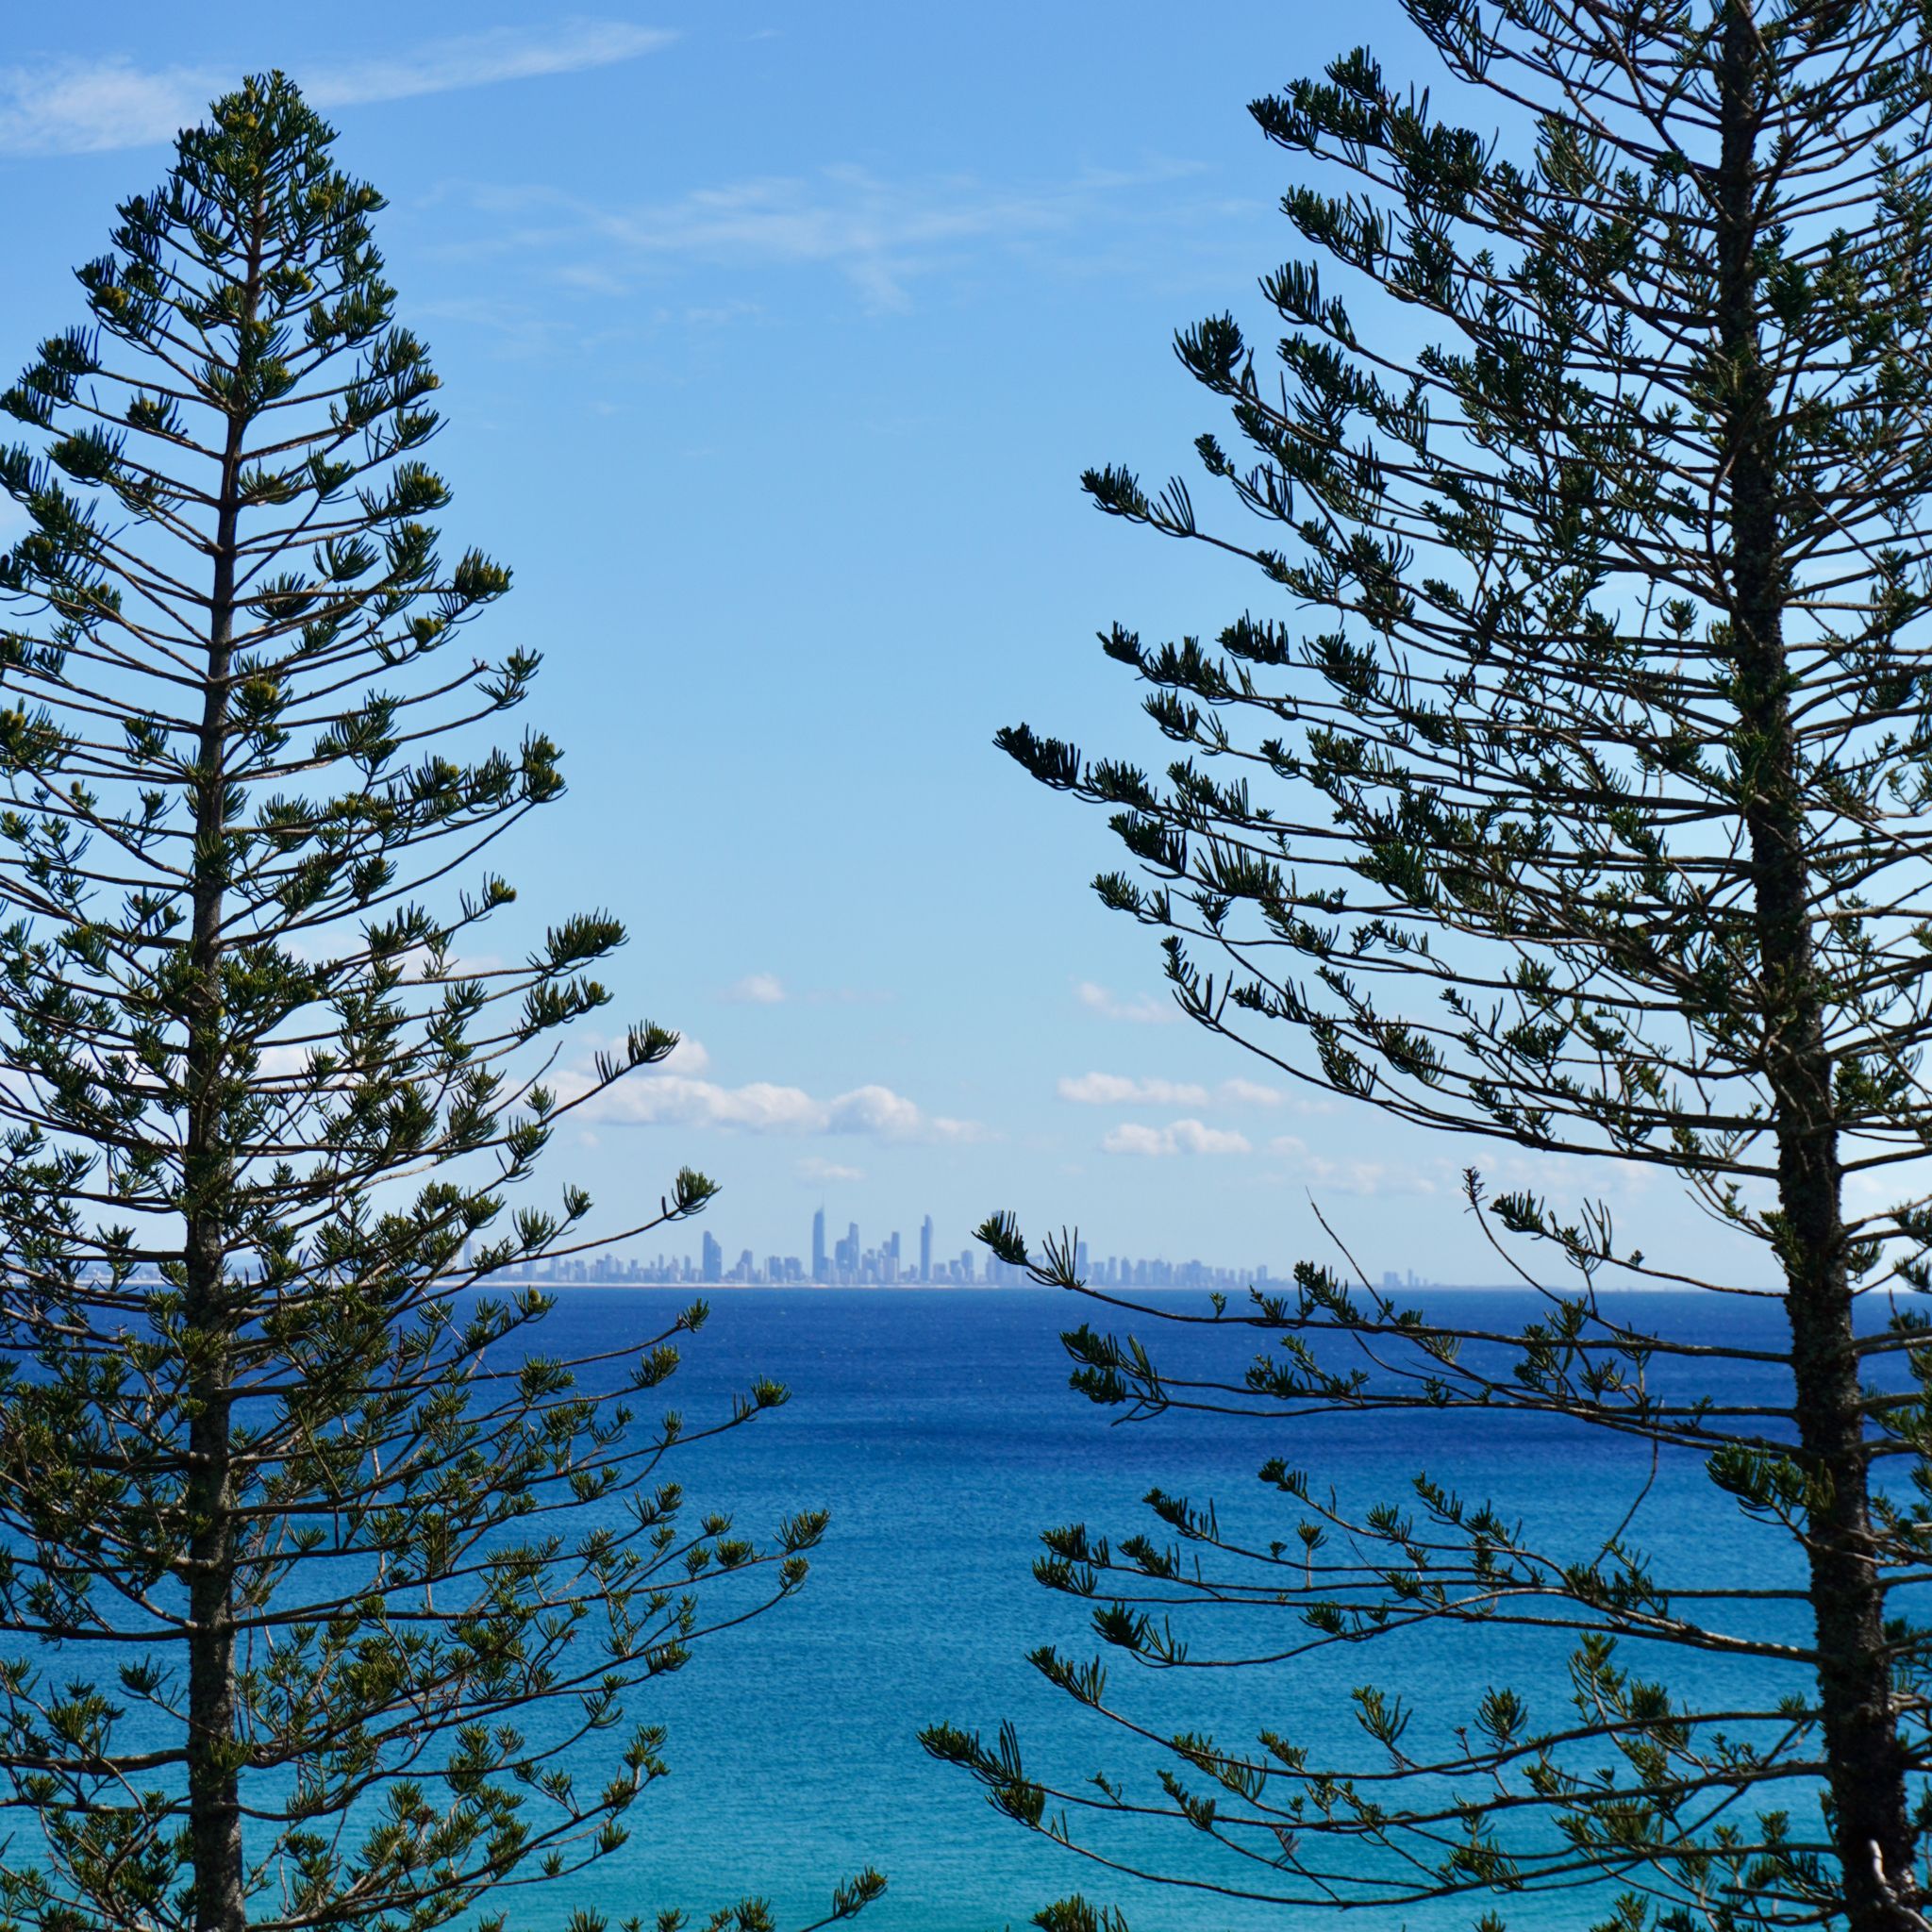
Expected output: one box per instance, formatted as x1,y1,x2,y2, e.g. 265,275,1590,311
811,1207,827,1282
701,1230,723,1285
919,1214,933,1283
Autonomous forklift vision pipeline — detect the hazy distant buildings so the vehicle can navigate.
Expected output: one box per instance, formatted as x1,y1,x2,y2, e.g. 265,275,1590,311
126,1229,1370,1295
479,1204,1393,1292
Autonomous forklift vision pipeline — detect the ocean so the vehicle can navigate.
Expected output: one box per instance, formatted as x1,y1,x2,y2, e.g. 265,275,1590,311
518,1285,1844,1932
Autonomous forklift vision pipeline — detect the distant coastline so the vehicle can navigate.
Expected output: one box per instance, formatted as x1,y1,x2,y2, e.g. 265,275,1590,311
501,1277,1826,1295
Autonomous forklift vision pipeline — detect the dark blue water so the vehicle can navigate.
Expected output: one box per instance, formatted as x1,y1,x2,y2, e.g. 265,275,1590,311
514,1287,1880,1932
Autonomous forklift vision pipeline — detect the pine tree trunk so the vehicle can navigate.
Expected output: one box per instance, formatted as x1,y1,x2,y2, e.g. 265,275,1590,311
183,1365,242,1932
1716,8,1913,1924
183,241,252,1932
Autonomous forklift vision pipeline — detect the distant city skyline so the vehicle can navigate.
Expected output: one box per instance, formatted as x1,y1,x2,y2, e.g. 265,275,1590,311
458,1211,1449,1292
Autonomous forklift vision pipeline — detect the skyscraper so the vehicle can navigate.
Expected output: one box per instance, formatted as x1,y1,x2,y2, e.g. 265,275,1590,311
812,1207,827,1282
701,1230,723,1285
920,1214,933,1283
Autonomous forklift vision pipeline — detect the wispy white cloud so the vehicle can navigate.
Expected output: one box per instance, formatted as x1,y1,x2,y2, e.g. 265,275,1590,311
1074,980,1177,1025
797,1156,865,1183
722,971,788,1005
1266,1134,1441,1197
0,21,675,158
715,972,889,1008
447,157,1211,314
1221,1076,1284,1107
1103,1118,1252,1158
1060,1073,1208,1107
308,22,675,108
1059,1071,1283,1108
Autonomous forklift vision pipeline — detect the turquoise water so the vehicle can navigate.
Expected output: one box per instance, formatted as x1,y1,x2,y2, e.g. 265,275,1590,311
524,1287,1837,1932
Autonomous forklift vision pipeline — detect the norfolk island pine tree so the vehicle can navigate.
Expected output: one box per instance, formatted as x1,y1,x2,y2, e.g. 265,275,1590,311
920,4,1932,1930
0,74,883,1932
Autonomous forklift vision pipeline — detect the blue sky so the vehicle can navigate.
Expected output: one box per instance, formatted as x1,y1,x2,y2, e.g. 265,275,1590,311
0,5,1728,1281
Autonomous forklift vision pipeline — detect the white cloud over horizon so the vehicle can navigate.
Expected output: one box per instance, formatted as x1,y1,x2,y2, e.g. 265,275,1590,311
1222,1076,1285,1107
1074,980,1177,1024
1103,1118,1252,1158
716,972,890,1008
722,971,788,1005
562,1037,982,1145
1061,1073,1208,1107
1266,1134,1442,1197
1059,1071,1282,1108
0,22,675,158
797,1156,865,1183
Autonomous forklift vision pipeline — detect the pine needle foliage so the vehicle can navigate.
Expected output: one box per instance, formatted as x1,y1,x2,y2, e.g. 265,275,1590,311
924,4,1932,1929
0,75,880,1932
